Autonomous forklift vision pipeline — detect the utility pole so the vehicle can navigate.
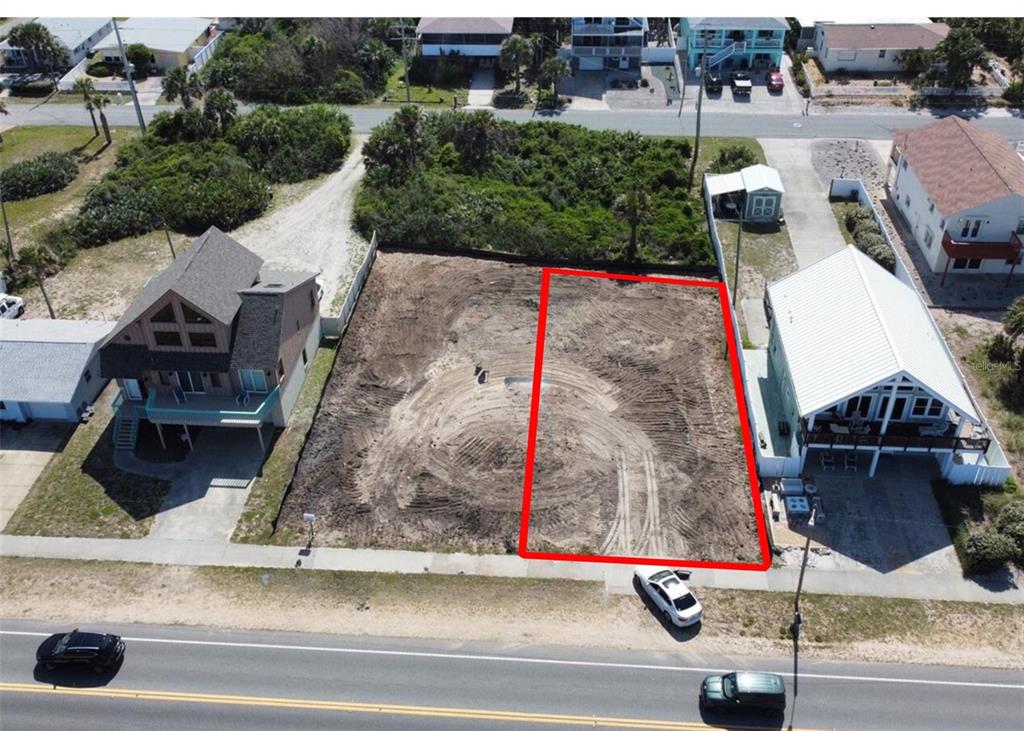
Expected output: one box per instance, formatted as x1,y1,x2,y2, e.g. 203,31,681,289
391,20,416,104
112,18,146,134
792,503,817,635
686,30,708,190
0,180,13,262
732,204,743,308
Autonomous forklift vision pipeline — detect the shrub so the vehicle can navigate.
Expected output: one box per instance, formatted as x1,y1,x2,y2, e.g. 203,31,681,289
852,219,880,241
987,333,1017,363
9,79,53,97
327,68,366,104
0,152,78,200
87,62,112,77
843,206,873,232
864,241,896,272
228,104,352,183
962,528,1017,573
994,502,1024,558
492,90,528,108
709,144,759,174
1005,475,1019,494
148,109,219,143
1003,81,1023,106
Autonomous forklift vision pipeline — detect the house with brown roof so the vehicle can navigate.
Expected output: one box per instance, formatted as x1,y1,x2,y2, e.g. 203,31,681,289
817,22,949,74
99,227,321,451
415,18,514,60
888,116,1024,284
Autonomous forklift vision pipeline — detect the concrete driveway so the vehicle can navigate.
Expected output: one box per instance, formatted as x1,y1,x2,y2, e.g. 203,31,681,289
466,68,495,107
233,135,369,314
0,423,70,530
759,137,847,269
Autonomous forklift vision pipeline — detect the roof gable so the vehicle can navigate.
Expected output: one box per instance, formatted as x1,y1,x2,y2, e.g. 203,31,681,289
891,116,1024,216
768,247,978,421
822,22,949,50
416,18,514,35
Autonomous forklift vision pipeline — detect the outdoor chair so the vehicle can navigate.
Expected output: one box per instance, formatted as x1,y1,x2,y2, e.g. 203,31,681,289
820,452,835,471
844,453,858,471
918,423,949,437
236,391,251,407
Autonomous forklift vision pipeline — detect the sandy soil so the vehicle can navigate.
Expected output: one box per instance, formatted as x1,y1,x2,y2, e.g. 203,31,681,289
232,135,369,313
283,253,757,563
2,559,1020,669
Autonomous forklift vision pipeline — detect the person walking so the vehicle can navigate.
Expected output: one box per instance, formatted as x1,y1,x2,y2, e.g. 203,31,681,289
804,97,812,116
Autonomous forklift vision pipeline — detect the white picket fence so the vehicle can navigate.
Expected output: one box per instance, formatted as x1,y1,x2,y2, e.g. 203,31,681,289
322,231,378,338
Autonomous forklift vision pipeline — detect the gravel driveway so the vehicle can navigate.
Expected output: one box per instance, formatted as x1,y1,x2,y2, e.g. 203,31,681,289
234,135,369,315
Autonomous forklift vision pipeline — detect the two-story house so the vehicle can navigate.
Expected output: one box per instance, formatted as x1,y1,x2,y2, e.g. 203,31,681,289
415,18,514,60
889,116,1024,284
678,17,787,73
0,17,113,68
99,227,321,451
570,17,647,72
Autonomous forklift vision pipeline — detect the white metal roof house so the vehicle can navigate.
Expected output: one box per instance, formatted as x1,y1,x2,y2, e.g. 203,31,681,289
0,319,116,423
0,17,112,68
415,18,514,59
745,246,1008,486
93,17,213,73
705,164,785,222
888,116,1024,284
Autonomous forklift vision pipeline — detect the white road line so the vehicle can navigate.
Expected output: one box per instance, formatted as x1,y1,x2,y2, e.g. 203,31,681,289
2,630,1021,691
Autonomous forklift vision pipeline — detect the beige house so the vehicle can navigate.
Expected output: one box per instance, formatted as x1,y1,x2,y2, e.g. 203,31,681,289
93,17,213,74
817,23,949,74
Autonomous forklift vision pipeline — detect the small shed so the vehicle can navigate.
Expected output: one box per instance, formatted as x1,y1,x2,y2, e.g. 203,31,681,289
705,164,785,222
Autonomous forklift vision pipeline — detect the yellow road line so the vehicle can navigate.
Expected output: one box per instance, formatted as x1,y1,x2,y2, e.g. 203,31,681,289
0,682,816,730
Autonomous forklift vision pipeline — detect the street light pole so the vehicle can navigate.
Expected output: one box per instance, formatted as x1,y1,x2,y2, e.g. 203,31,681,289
792,503,817,634
112,17,146,134
0,179,13,262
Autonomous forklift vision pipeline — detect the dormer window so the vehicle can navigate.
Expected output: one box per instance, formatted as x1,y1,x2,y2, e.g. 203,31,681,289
151,303,177,323
181,303,210,324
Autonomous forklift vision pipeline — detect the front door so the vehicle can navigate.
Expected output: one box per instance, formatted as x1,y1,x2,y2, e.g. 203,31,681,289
751,195,775,219
877,396,907,421
124,379,143,400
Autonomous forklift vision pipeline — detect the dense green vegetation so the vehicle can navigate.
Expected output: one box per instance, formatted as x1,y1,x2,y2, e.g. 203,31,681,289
0,152,78,200
355,108,714,264
203,18,397,104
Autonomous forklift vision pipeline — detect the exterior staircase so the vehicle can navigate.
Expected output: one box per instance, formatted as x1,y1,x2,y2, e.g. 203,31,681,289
112,393,140,451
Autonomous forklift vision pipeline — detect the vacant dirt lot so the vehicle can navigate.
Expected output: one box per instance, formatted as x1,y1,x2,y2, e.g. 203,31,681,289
283,252,757,562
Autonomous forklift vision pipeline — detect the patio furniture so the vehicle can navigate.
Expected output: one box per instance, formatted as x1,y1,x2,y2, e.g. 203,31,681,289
851,422,870,435
779,478,804,496
820,452,835,471
770,493,782,521
918,423,949,437
236,391,251,407
844,453,858,471
785,496,811,515
828,423,850,435
803,483,818,497
777,420,790,437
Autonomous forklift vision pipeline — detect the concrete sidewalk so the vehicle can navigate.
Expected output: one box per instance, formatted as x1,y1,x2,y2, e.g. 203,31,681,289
2,534,1020,604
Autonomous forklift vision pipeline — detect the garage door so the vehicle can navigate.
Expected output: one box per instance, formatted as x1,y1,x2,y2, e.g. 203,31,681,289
25,402,72,421
579,57,604,71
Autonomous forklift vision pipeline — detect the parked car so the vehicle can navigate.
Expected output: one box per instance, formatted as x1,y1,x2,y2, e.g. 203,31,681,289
633,566,703,627
36,629,125,673
700,671,786,715
703,70,723,93
0,294,25,319
766,70,784,92
730,71,752,95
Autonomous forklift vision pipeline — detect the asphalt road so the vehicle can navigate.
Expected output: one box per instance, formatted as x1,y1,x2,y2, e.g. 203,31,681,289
1,620,1021,730
3,100,1023,141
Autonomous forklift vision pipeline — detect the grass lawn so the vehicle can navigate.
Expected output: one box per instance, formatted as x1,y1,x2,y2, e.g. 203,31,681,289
831,202,859,246
3,388,172,539
695,136,767,171
381,59,470,106
232,345,339,544
0,125,139,270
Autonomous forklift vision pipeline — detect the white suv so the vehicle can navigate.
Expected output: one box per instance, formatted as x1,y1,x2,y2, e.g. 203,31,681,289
634,566,703,627
0,295,25,319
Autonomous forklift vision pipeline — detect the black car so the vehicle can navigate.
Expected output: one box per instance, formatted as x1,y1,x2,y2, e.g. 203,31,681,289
703,70,723,93
36,629,125,673
730,71,752,95
700,671,786,715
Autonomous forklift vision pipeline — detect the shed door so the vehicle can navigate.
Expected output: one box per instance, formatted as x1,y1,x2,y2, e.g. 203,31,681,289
751,195,775,219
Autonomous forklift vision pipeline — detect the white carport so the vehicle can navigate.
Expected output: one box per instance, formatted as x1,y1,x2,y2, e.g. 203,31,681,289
705,164,785,222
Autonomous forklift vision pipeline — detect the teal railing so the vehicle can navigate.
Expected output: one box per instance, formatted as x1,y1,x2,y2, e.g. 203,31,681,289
142,386,280,425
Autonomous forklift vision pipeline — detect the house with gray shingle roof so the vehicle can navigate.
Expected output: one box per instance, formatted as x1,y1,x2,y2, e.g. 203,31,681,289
99,227,321,451
888,116,1024,284
415,18,514,58
0,319,116,423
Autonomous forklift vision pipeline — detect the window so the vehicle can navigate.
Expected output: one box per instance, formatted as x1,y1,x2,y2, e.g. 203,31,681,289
154,331,182,347
278,358,285,380
176,371,204,393
150,302,177,323
83,370,92,383
923,228,935,249
240,369,268,393
968,259,982,269
904,195,911,208
0,401,5,410
301,348,308,366
912,398,944,418
1016,218,1024,235
188,332,217,348
878,49,886,58
209,373,221,388
960,218,984,239
181,303,210,324
310,289,316,311
844,396,871,418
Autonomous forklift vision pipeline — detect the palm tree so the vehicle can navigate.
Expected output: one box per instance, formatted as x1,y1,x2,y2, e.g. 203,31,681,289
162,66,204,109
18,245,56,319
203,88,238,133
499,34,533,94
1004,296,1024,341
613,190,653,262
537,56,570,96
92,93,112,146
0,98,7,145
72,77,99,137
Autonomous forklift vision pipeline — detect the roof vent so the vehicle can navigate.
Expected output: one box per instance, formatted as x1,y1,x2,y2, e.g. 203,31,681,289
870,24,875,29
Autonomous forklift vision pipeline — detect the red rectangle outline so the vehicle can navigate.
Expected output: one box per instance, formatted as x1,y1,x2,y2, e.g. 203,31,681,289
518,267,771,571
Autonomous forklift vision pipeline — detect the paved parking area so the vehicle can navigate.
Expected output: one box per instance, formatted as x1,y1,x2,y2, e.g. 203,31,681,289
0,423,71,530
682,56,805,114
772,455,960,575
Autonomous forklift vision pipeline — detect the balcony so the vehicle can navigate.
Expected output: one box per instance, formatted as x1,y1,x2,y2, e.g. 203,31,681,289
802,417,990,453
572,46,642,58
140,386,280,426
572,22,643,35
940,231,1023,286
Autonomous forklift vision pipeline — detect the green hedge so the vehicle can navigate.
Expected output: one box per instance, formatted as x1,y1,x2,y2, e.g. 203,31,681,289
0,152,78,200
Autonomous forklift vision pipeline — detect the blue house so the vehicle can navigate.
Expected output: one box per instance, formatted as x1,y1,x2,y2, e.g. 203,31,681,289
678,18,787,73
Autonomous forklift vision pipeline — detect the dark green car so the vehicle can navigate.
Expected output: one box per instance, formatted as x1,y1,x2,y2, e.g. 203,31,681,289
700,671,786,714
